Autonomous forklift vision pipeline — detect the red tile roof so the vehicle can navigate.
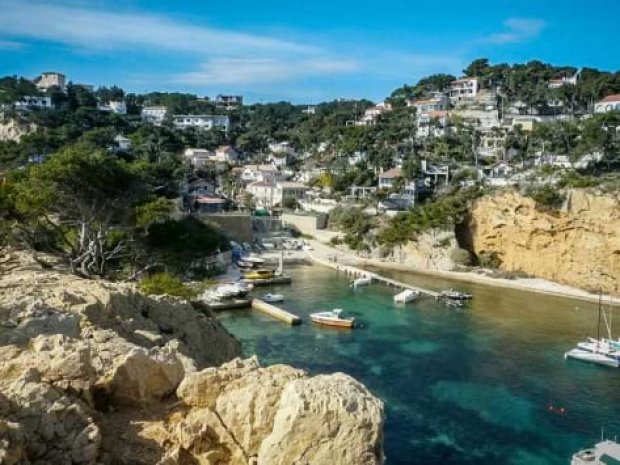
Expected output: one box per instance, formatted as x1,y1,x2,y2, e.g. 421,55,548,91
600,94,620,103
379,168,402,179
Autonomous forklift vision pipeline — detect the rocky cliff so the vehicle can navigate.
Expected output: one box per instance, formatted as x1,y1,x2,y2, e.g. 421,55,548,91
468,189,620,293
0,119,36,142
0,251,385,464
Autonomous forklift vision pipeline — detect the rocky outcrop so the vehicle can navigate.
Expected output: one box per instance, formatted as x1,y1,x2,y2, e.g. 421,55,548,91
0,118,36,142
400,229,460,271
469,189,620,293
0,251,385,464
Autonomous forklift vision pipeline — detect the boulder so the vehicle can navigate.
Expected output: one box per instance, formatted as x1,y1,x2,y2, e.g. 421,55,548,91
258,373,385,465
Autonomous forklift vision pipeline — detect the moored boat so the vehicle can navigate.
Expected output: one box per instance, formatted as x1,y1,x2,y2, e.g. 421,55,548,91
350,276,372,289
441,289,472,300
571,439,620,465
564,348,620,368
310,309,355,328
242,269,275,280
394,289,419,303
262,293,284,303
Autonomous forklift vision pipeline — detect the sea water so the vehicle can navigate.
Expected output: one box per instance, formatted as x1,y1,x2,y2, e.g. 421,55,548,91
218,265,620,465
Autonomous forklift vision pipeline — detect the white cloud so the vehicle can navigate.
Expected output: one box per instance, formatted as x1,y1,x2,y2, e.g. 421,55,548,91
487,18,546,44
0,0,314,55
176,57,360,86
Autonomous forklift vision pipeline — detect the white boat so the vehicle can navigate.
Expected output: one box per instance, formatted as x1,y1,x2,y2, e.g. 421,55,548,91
564,348,620,368
351,276,372,289
261,293,284,303
566,293,620,367
445,300,466,309
441,289,472,300
394,289,419,303
310,309,355,328
572,439,620,465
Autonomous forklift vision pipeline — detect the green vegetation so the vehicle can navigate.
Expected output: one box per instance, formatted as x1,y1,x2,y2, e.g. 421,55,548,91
378,187,482,247
138,272,197,299
450,248,473,266
525,185,566,210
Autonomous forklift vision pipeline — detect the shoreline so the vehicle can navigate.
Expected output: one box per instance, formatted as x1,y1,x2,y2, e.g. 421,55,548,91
305,239,619,307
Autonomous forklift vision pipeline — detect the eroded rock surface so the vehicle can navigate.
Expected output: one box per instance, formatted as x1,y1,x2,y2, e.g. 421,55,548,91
0,251,385,464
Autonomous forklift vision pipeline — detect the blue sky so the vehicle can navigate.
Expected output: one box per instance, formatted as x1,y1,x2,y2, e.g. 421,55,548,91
0,0,618,103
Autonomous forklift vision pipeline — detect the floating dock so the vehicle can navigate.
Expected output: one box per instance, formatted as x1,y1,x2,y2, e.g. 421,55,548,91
240,276,292,287
252,298,301,325
308,254,440,298
194,299,252,312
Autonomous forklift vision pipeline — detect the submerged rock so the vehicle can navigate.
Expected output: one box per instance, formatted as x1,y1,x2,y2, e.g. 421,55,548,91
0,250,385,464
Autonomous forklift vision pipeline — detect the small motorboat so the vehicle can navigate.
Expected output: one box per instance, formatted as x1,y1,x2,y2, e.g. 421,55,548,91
441,289,472,300
445,300,466,309
564,348,620,368
350,276,372,289
242,269,275,280
261,293,284,303
394,289,420,303
310,309,355,328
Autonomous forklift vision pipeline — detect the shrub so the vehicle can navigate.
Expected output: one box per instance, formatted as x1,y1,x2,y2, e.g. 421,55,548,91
477,250,502,269
450,248,473,266
329,236,343,245
525,185,565,210
139,272,197,299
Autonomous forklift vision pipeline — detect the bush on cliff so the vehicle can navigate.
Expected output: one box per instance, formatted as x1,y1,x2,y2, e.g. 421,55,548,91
139,272,197,299
525,185,565,211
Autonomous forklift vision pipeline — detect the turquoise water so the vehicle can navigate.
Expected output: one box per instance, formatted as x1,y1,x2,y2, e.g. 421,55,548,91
217,265,620,465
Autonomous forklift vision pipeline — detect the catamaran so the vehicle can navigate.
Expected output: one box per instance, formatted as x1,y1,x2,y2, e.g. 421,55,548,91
441,289,472,301
565,293,620,368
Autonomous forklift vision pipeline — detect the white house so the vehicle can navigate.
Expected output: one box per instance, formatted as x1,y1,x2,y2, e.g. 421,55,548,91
348,151,368,166
416,110,452,139
13,96,53,111
240,164,278,184
141,106,167,125
113,135,132,151
421,159,450,185
408,93,449,113
595,94,620,113
33,71,66,91
184,148,214,168
213,145,239,164
98,100,127,114
449,78,479,103
247,181,308,208
215,95,243,109
356,102,392,126
172,115,230,132
548,73,578,89
534,154,572,169
378,168,402,189
267,152,292,167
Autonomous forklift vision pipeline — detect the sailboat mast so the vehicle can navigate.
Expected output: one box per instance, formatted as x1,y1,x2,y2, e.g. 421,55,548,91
597,291,602,341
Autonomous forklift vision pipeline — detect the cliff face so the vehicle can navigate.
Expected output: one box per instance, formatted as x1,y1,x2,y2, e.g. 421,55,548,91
469,190,620,293
0,251,385,465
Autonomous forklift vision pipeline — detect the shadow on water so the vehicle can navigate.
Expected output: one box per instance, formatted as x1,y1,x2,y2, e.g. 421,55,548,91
218,265,620,465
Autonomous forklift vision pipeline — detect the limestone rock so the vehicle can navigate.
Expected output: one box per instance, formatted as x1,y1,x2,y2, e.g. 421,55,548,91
258,373,385,465
469,190,620,293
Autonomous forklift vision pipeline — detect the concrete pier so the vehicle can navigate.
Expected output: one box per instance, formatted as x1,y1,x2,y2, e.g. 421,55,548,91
308,253,440,298
252,298,302,325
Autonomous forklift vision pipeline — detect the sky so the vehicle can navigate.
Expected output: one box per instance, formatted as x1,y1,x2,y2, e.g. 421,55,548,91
0,0,619,103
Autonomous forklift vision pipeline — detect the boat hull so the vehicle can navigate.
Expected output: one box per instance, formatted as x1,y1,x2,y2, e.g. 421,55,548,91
310,316,355,328
565,349,620,368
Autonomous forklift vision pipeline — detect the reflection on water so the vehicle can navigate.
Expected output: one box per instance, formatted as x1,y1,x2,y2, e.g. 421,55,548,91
218,265,620,465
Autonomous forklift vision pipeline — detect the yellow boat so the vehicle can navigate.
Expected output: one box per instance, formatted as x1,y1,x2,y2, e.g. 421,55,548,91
242,269,274,280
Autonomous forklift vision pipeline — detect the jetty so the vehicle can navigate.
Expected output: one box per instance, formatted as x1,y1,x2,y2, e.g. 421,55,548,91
307,250,440,299
252,298,302,325
240,276,292,287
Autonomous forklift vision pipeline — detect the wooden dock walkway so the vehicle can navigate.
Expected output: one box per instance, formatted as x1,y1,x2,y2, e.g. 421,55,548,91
307,252,440,299
252,298,302,325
